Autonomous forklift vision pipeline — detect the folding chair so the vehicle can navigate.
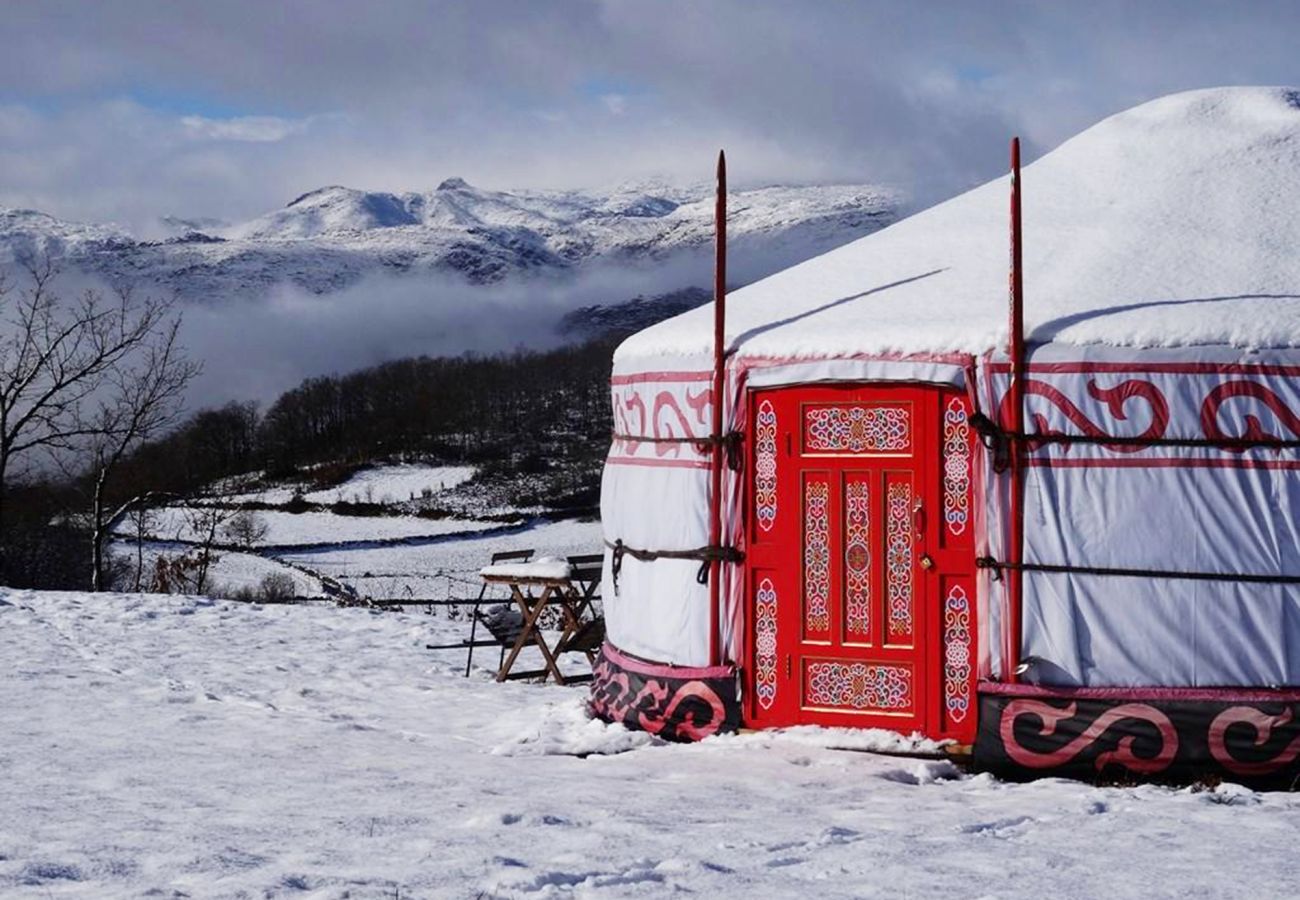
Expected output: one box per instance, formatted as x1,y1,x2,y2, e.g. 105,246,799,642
424,548,534,676
463,548,534,676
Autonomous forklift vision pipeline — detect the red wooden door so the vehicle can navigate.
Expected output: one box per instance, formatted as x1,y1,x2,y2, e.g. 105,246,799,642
745,382,977,742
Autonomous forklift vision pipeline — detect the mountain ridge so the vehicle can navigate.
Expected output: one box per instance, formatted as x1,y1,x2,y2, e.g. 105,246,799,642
0,179,900,301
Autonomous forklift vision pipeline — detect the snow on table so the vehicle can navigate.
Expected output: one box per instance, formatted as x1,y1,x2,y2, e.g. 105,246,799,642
2,590,1296,898
480,556,573,580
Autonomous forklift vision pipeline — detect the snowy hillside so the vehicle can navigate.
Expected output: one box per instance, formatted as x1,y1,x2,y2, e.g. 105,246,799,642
3,589,1294,897
0,179,898,300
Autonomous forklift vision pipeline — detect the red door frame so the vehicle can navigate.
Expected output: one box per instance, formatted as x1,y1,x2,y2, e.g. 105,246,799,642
743,381,978,743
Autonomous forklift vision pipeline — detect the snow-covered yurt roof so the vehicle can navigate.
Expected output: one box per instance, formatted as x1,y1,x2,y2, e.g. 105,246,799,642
617,87,1300,365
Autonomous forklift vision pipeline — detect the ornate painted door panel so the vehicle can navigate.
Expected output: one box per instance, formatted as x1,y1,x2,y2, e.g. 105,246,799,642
744,383,977,741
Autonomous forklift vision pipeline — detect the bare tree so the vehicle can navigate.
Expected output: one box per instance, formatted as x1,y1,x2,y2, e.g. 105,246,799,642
123,502,157,592
85,315,200,590
222,508,268,549
0,262,182,578
184,503,236,595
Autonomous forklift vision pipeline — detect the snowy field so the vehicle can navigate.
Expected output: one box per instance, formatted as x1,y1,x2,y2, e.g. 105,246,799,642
3,591,1298,899
118,507,509,549
112,541,324,597
281,518,603,600
231,465,478,506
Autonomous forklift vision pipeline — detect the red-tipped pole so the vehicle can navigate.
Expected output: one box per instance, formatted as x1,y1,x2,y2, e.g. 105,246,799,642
1006,137,1025,683
708,150,727,667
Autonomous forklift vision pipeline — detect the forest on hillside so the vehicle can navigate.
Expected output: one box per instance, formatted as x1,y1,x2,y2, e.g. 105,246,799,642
3,336,620,590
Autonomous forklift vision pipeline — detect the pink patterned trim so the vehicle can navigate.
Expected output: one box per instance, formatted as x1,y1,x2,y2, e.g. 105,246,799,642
805,661,911,711
986,361,1300,376
754,399,778,532
805,405,910,453
942,396,971,538
754,578,779,711
943,585,972,724
608,379,711,470
885,481,913,638
1001,700,1179,774
980,681,1300,702
1209,707,1300,776
803,480,831,633
843,480,871,638
737,349,976,369
598,641,735,680
984,367,1300,471
609,370,713,385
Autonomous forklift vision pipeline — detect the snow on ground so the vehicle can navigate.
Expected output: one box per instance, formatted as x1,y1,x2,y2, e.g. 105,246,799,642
282,517,602,600
118,506,509,549
3,589,1297,898
231,464,478,506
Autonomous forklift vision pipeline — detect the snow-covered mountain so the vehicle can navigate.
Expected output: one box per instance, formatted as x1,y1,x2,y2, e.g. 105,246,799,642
0,179,899,301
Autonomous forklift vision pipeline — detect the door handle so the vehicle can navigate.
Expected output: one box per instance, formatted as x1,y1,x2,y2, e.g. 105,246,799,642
912,497,925,537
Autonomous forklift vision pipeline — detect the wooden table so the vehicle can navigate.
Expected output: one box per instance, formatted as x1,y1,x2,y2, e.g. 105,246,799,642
481,572,596,685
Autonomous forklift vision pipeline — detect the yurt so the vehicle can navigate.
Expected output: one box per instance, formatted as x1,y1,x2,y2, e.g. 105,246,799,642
590,87,1300,785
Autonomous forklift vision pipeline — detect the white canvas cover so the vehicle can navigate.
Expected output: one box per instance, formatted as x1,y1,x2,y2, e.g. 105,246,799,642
602,86,1300,688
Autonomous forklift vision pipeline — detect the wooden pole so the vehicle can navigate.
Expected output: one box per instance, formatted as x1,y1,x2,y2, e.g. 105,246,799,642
708,150,727,667
1007,137,1025,683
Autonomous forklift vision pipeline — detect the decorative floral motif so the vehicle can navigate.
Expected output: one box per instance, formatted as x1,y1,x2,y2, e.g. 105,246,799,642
805,661,911,711
885,481,913,638
754,399,778,532
943,585,972,724
755,578,779,711
804,480,830,633
800,486,832,632
805,405,910,453
844,480,871,639
942,396,971,538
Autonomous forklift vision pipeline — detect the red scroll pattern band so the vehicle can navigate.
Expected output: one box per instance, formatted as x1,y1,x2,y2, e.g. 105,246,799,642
1208,706,1300,776
609,380,711,469
1001,700,1179,774
991,372,1300,467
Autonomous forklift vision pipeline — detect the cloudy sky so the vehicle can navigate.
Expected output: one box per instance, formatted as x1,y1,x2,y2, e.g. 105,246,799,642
3,1,1299,233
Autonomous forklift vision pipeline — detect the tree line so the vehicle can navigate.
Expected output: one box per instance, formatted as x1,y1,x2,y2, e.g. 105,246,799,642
116,338,617,496
1,263,620,589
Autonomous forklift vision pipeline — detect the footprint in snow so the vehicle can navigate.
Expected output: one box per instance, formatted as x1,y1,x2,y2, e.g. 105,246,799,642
817,826,862,846
959,815,1034,836
879,760,964,785
766,856,806,868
